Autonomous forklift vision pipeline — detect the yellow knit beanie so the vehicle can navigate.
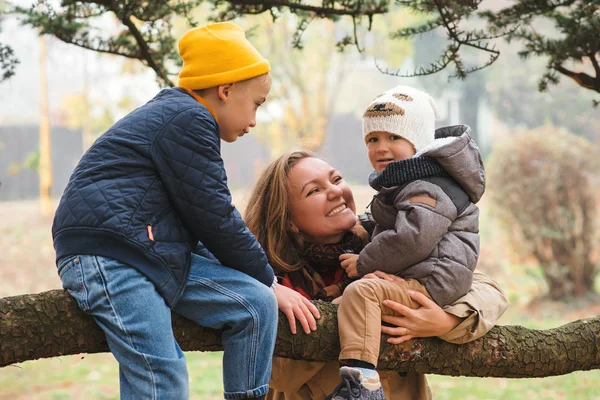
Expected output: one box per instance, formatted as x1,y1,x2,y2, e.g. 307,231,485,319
178,22,270,90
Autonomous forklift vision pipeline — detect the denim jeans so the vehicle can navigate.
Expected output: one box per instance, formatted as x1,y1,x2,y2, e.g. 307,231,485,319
58,253,278,399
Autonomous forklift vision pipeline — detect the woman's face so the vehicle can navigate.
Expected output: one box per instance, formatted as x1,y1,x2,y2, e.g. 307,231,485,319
287,157,357,244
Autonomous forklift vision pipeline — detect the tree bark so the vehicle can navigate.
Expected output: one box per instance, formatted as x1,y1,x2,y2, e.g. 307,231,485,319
2,290,599,378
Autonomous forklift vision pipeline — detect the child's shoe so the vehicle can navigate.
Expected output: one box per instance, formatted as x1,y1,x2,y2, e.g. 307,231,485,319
325,366,385,400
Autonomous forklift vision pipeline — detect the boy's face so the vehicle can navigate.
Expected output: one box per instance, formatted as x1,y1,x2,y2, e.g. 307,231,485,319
217,74,271,143
366,131,416,173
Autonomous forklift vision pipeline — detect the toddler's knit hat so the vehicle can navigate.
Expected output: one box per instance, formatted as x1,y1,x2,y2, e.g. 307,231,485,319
178,22,270,90
362,85,439,152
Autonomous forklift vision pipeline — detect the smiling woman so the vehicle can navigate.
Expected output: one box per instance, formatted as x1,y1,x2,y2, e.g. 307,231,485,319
244,150,509,400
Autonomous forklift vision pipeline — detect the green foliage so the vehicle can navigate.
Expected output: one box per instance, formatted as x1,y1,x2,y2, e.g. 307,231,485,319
383,0,600,97
480,0,600,96
0,41,18,81
23,150,40,170
4,0,599,96
487,126,600,299
12,0,204,86
0,13,19,82
388,0,501,79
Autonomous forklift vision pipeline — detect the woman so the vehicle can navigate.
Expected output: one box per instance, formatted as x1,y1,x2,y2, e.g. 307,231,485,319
245,150,507,400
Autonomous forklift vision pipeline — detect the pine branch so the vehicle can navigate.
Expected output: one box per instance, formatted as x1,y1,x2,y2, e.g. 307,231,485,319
553,63,600,93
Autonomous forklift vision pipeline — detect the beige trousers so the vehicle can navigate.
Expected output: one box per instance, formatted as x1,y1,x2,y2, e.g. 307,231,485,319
267,278,433,400
267,358,431,400
338,278,432,366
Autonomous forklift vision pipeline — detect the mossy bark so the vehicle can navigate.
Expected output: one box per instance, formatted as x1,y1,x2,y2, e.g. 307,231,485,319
2,290,599,377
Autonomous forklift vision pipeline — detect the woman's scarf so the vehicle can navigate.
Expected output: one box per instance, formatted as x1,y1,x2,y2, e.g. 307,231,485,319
278,231,364,300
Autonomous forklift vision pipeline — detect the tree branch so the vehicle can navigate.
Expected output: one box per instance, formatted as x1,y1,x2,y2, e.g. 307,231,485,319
228,0,388,18
589,53,600,79
553,64,600,93
47,33,142,60
120,15,174,86
2,290,600,378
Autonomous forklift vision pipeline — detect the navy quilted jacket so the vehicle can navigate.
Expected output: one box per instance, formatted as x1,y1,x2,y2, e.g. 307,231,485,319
52,88,274,307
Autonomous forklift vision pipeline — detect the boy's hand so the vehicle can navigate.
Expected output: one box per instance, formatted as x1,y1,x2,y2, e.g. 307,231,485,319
339,254,360,278
274,284,320,335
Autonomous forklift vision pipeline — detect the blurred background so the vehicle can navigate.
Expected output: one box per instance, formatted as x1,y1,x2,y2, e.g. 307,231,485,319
1,0,599,398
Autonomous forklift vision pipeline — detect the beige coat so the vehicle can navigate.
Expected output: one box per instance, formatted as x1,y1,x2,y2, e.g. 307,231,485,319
267,270,508,400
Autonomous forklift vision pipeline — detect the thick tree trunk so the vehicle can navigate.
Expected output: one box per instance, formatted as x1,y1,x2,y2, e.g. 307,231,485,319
2,290,599,378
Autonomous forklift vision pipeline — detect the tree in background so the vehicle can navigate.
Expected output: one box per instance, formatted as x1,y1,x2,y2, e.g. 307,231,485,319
8,0,207,87
480,0,600,97
242,7,416,155
5,0,389,87
487,52,600,143
242,15,347,155
60,91,139,149
381,0,600,99
38,35,52,216
2,0,597,98
0,3,18,81
487,127,599,300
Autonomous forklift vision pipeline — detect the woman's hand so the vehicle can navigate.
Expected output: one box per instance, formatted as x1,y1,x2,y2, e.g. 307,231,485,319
322,284,342,299
274,284,320,335
381,290,462,344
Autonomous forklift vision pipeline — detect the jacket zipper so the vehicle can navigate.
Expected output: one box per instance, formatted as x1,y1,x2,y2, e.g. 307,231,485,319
146,206,174,242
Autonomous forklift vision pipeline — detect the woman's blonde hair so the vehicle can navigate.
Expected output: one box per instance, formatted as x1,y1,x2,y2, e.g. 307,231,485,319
245,150,315,273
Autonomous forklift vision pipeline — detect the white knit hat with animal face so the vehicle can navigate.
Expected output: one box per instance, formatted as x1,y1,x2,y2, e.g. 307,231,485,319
362,85,440,152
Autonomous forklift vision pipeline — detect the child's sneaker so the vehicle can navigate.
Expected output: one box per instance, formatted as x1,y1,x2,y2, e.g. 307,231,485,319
325,366,385,400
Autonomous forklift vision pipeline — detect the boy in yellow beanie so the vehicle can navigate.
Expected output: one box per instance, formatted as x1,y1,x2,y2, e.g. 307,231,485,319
52,22,296,400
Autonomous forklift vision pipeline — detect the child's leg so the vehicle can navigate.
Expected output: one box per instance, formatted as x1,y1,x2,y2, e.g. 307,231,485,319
58,255,188,400
325,279,428,400
337,278,429,367
173,253,278,400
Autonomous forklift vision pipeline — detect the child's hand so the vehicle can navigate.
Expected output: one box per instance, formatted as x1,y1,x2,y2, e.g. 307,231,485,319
274,284,320,335
351,218,369,246
339,254,360,278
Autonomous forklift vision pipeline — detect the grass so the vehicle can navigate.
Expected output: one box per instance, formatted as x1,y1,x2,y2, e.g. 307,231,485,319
0,352,225,400
1,197,600,399
428,372,600,400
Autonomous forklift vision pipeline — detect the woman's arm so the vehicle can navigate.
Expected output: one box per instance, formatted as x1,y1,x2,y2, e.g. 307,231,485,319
380,270,508,344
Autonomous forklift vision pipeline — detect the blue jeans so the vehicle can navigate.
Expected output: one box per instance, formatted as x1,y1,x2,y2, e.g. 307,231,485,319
58,253,278,399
